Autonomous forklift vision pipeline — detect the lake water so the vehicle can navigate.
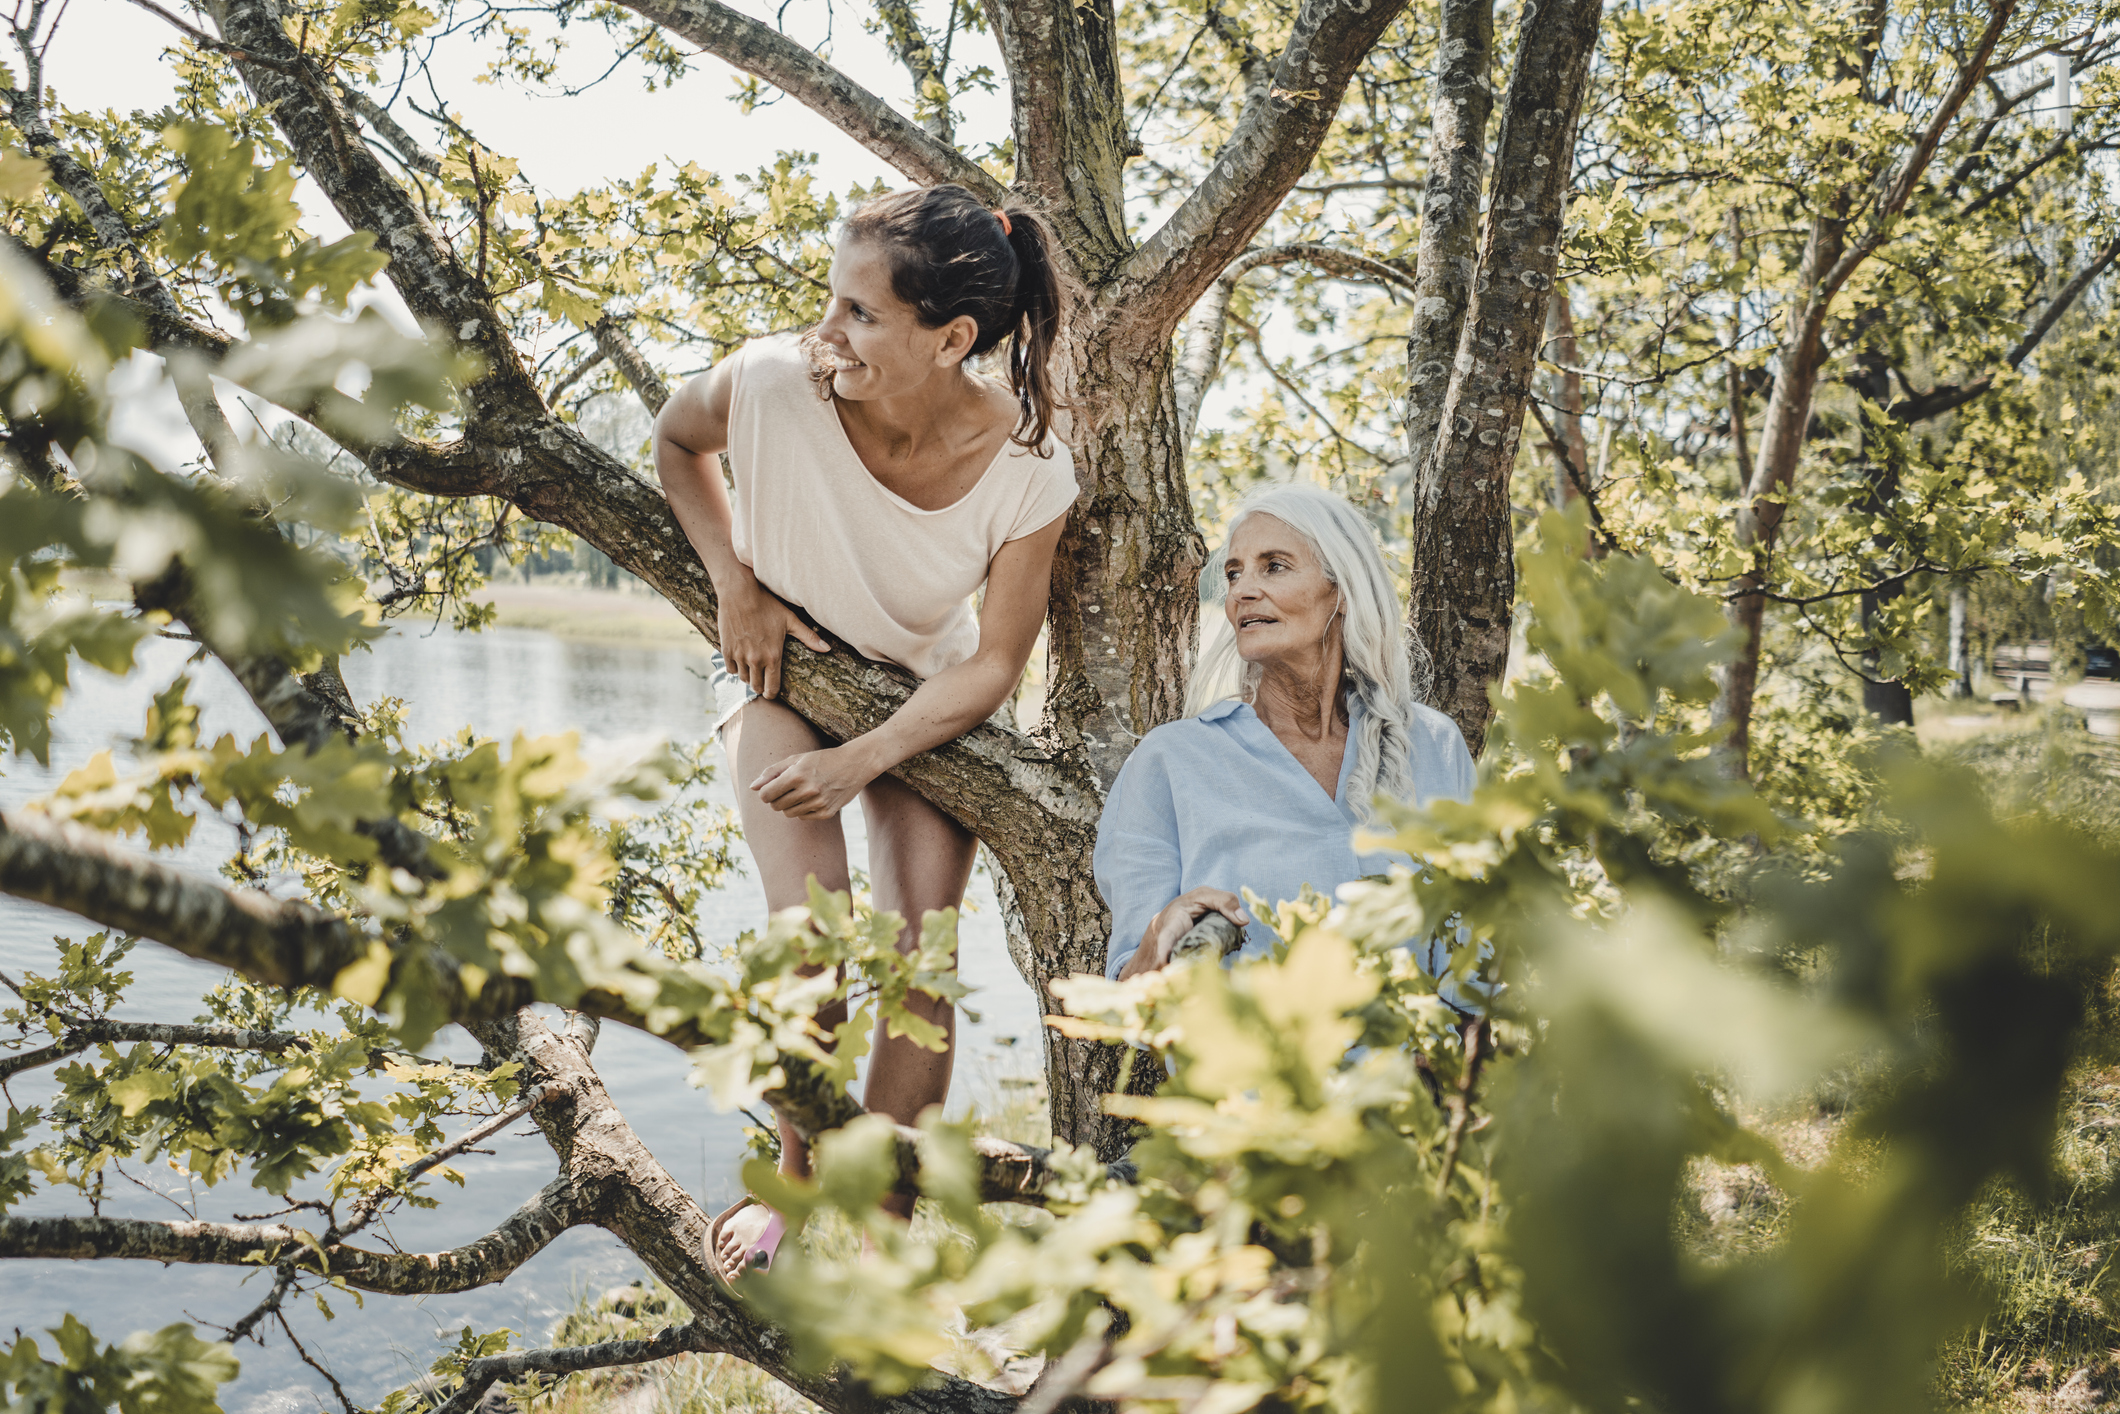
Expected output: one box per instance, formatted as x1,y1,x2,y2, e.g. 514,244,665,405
0,625,1043,1412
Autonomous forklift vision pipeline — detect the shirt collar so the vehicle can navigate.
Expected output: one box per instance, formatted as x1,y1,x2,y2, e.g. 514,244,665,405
1196,691,1363,725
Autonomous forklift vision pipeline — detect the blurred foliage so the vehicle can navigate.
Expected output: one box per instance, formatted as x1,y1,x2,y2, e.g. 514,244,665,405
0,1318,236,1414
0,0,2118,1408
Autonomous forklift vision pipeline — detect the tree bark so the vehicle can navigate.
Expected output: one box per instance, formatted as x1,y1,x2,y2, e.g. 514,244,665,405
1406,0,1607,755
1403,0,1493,478
0,1182,579,1295
983,0,1131,262
1948,582,1973,697
1544,285,1589,509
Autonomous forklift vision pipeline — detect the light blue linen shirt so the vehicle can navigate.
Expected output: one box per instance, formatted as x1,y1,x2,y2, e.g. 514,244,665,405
1096,695,1477,979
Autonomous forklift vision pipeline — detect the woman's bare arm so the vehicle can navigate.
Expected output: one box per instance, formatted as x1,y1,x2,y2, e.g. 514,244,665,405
654,364,827,698
751,514,1067,819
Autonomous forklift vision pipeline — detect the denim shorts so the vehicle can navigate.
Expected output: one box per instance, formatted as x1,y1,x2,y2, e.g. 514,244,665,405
707,651,759,738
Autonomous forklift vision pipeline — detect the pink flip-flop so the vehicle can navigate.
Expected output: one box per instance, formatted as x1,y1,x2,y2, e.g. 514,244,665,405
706,1196,787,1289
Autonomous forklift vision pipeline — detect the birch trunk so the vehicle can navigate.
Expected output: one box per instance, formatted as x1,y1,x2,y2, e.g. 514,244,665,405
1406,0,1607,755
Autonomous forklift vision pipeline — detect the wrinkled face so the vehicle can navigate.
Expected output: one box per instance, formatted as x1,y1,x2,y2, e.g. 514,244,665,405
1223,513,1341,669
809,236,974,401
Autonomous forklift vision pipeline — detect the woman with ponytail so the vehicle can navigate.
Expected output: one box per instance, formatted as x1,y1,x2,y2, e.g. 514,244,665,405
1096,481,1475,980
654,184,1078,1283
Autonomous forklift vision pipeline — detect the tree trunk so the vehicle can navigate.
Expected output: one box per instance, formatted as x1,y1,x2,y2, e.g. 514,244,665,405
1406,0,1606,755
1546,286,1589,509
1716,247,1842,773
1403,0,1493,478
1851,346,1915,725
1948,583,1973,697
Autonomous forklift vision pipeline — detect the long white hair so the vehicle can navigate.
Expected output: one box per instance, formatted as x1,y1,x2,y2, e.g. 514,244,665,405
1185,482,1434,823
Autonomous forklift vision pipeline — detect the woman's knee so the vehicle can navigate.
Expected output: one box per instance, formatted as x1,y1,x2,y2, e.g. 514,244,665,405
862,781,977,914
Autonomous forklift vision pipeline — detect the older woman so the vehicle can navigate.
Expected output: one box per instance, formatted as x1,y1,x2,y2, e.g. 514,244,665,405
1098,481,1475,979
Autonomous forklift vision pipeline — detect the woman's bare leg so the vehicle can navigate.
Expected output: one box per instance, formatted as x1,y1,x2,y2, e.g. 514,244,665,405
713,698,849,1271
858,771,978,1220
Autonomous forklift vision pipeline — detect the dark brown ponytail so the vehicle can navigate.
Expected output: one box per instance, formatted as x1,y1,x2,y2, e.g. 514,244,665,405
837,184,1078,453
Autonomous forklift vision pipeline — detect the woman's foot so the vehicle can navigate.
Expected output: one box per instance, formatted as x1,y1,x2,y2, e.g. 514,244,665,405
707,1197,787,1284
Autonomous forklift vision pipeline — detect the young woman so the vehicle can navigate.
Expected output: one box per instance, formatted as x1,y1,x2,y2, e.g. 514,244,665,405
653,184,1078,1282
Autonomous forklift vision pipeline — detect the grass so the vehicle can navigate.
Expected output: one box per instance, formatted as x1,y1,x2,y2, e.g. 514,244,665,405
1680,712,2120,1411
1936,1065,2120,1411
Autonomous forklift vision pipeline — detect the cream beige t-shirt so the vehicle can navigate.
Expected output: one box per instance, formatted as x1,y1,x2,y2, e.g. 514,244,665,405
723,334,1079,680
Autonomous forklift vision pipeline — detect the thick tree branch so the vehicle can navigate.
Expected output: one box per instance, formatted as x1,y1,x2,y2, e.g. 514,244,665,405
607,0,1001,199
472,1007,1023,1414
217,0,545,423
1102,0,1414,348
1174,242,1417,445
984,0,1131,260
0,1178,576,1294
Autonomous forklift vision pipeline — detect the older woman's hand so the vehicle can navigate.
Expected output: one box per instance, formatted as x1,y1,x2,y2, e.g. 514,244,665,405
1118,888,1250,980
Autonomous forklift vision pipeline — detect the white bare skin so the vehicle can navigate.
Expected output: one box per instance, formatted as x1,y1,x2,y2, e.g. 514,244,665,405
1116,513,1348,980
654,232,1068,1272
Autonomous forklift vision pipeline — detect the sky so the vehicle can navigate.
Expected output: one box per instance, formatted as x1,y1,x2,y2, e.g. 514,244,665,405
44,0,1000,203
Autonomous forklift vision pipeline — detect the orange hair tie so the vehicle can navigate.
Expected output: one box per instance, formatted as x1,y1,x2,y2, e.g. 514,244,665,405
993,207,1013,237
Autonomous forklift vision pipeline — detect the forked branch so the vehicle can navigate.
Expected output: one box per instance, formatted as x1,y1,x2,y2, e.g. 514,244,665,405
1105,0,1414,348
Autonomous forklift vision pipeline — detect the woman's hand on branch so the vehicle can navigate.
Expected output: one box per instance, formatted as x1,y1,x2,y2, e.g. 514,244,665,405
751,745,879,820
718,572,829,700
1121,888,1250,979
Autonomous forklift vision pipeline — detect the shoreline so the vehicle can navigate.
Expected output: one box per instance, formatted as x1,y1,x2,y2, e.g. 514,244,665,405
470,582,711,652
